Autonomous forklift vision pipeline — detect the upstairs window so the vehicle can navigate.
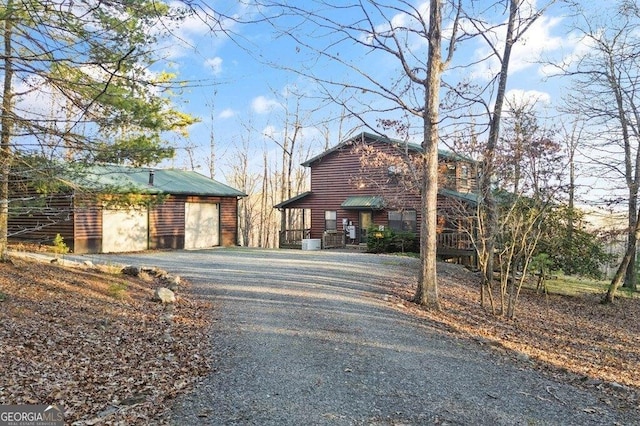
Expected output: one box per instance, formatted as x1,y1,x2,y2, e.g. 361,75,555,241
460,165,469,187
325,210,337,231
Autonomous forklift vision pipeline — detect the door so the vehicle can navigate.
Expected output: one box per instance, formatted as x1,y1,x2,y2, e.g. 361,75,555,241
184,202,220,249
102,207,148,253
359,211,372,243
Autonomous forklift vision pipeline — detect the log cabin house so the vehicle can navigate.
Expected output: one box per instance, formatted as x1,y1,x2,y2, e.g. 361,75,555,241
9,164,246,253
275,132,478,263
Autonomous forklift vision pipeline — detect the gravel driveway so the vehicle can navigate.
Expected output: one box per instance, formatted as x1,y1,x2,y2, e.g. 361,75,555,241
75,247,637,425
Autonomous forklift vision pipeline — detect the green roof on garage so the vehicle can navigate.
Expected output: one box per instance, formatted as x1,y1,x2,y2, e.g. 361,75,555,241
71,164,246,197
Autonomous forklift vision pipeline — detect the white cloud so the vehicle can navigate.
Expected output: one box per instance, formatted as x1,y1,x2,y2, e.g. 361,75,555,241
262,125,277,138
539,30,596,78
205,57,223,75
218,108,235,119
251,96,281,114
162,1,243,60
467,12,566,81
504,89,552,106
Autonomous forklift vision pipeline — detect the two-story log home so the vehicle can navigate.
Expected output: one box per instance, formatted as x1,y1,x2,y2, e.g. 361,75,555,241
275,132,478,263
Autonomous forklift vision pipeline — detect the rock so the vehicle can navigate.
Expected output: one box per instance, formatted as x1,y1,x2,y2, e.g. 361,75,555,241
121,265,141,277
83,260,95,267
95,319,109,330
164,275,181,291
153,287,176,304
609,381,628,391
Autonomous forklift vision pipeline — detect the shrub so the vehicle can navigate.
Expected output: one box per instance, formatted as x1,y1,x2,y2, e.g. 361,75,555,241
366,225,418,254
52,233,69,257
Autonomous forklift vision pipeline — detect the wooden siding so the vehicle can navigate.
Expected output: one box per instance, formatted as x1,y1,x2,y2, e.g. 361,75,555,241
150,196,185,249
73,203,102,254
8,190,75,248
303,140,423,239
281,139,476,247
10,192,239,253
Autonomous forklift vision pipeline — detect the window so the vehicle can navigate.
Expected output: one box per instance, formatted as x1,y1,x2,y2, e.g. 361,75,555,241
460,165,469,187
388,210,417,233
325,210,337,231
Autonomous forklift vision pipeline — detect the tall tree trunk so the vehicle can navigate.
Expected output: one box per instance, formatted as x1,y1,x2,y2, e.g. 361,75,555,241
479,0,517,305
413,0,442,309
607,48,640,291
0,2,14,262
604,205,640,303
624,191,638,289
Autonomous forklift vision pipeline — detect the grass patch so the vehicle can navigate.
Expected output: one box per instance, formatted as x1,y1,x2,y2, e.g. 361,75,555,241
525,273,639,299
107,282,128,299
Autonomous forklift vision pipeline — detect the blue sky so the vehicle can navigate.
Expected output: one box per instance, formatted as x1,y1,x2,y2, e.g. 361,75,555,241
155,0,606,198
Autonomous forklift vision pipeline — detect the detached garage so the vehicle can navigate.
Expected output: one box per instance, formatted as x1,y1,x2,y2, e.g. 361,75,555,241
9,164,246,254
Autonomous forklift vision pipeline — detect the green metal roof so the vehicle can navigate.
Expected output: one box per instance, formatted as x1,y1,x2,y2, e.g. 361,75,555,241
439,188,479,204
302,131,474,166
274,191,312,209
71,164,246,197
341,195,385,210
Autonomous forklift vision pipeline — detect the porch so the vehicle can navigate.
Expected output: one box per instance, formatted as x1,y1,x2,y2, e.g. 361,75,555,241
278,228,475,255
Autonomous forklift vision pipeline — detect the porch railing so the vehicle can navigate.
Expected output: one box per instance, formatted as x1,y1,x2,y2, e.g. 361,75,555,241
322,230,345,249
279,228,311,248
437,232,474,250
279,229,474,252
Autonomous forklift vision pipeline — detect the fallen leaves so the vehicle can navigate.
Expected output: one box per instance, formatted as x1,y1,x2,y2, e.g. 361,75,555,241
383,262,640,410
0,257,212,424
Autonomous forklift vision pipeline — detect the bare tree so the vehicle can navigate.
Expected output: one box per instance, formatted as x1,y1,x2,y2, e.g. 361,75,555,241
465,0,556,309
256,0,465,308
493,100,563,318
554,1,640,296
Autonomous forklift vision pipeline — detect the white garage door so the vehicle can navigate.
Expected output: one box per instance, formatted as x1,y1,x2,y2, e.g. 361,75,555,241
184,202,220,249
102,208,148,253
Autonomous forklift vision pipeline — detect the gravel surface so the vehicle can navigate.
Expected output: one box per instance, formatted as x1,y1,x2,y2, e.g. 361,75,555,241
73,248,638,425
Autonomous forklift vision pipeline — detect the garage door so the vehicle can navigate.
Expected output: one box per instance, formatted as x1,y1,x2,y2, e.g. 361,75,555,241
184,202,220,249
102,208,148,253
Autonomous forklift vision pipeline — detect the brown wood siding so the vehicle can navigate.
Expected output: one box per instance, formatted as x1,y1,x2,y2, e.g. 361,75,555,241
305,141,422,238
287,140,477,240
73,199,103,254
10,184,241,252
8,190,75,248
219,197,239,246
150,196,185,249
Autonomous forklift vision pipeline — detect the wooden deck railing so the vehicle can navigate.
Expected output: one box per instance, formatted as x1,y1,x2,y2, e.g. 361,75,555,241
279,229,474,254
437,232,473,249
279,229,311,248
322,231,345,249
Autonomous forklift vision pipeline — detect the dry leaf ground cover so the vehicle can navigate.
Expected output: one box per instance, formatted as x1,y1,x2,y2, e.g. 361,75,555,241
1,251,639,424
384,260,640,411
0,255,212,425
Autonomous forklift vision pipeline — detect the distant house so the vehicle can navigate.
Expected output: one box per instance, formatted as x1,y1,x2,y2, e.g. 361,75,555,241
274,132,478,263
9,164,246,253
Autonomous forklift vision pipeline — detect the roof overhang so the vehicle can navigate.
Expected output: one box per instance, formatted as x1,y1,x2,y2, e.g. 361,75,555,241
341,195,385,210
274,191,312,209
438,188,479,205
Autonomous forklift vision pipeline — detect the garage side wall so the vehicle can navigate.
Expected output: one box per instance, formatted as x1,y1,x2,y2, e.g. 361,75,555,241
73,203,102,254
7,190,76,249
149,196,185,249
